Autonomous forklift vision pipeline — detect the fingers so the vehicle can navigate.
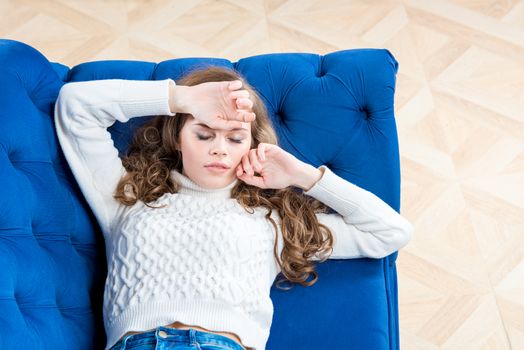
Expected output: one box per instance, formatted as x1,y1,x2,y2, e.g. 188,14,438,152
229,87,256,123
230,90,250,100
249,149,263,173
235,111,256,123
257,143,266,162
237,144,267,175
229,89,254,123
236,97,253,109
238,149,261,176
228,80,242,90
241,153,253,176
237,152,266,188
236,145,273,188
237,170,265,188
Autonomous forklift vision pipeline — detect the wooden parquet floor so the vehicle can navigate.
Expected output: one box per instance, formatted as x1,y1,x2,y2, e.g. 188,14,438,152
1,0,523,349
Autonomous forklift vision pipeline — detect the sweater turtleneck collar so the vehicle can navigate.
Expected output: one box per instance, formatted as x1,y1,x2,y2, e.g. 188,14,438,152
170,169,238,200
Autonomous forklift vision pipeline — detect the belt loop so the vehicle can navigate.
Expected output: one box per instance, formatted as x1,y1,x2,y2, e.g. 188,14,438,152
121,333,133,348
189,328,197,345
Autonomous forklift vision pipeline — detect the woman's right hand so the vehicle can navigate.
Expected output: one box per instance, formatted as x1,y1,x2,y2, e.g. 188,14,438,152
170,80,256,130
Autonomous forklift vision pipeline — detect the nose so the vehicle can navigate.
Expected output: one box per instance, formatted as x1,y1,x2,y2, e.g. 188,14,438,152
209,136,228,156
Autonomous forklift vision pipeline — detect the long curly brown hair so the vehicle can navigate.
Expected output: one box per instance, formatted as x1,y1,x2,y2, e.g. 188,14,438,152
113,66,334,290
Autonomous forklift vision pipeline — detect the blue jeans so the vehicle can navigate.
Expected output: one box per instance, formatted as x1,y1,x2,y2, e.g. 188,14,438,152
109,326,246,350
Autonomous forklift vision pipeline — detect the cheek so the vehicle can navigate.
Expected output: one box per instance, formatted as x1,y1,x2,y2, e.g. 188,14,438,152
233,145,251,165
239,144,251,158
179,136,199,162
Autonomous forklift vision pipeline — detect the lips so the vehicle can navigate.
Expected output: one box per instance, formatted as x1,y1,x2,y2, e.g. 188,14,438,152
205,162,230,169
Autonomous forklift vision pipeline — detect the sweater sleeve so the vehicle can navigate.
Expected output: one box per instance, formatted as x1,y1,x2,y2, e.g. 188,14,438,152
304,165,413,260
53,78,177,239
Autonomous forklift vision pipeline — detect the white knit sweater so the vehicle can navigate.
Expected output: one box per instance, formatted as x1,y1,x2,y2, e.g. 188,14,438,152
53,78,413,350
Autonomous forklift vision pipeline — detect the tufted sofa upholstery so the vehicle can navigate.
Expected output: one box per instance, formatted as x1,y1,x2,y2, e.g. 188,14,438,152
0,38,403,349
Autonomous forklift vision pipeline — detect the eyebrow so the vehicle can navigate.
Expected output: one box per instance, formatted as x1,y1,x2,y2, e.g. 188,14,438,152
192,123,249,132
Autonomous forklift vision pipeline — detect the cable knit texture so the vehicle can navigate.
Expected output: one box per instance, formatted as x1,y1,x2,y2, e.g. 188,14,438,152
53,78,414,350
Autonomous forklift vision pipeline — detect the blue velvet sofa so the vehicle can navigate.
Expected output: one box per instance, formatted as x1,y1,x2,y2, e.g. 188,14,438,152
0,38,403,349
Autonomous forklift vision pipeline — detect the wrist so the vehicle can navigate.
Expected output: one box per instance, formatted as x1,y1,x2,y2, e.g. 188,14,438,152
295,163,323,191
169,82,190,114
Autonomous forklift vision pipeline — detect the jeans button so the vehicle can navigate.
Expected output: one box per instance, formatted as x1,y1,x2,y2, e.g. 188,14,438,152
158,330,168,338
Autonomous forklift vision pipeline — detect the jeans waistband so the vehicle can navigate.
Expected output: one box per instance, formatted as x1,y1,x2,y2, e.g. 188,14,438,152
113,326,246,350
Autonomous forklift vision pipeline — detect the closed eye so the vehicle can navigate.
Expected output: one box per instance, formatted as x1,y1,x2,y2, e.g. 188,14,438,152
196,134,243,144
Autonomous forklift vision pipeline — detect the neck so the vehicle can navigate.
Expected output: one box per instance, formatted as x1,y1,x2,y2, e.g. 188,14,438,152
170,169,238,200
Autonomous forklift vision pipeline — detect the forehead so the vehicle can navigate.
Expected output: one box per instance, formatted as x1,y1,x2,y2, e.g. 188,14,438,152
190,121,250,132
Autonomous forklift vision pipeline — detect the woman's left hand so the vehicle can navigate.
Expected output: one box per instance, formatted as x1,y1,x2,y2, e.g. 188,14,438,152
236,143,307,189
